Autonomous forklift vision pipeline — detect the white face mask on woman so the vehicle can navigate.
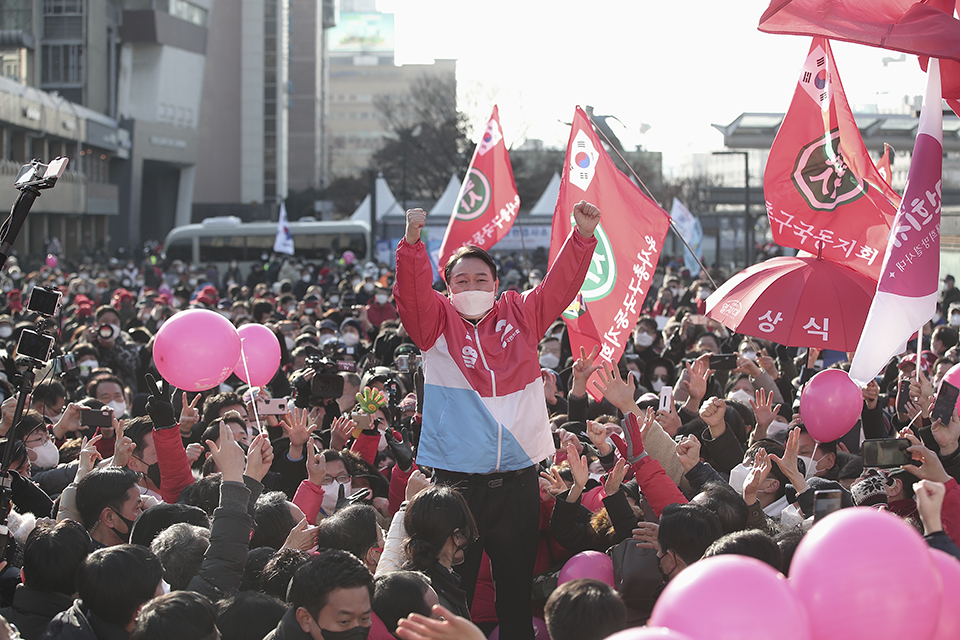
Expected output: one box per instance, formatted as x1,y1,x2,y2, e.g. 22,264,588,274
31,440,60,470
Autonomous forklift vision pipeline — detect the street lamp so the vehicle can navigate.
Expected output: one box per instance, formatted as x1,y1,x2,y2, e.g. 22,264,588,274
712,150,752,266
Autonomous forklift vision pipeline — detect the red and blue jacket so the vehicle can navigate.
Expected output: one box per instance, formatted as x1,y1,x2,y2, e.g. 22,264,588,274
394,230,595,473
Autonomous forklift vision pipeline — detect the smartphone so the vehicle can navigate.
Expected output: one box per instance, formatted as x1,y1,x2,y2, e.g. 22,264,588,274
687,314,710,326
255,398,288,415
80,408,113,428
931,381,960,425
814,489,842,522
896,378,912,415
861,438,913,468
709,354,739,370
659,386,673,412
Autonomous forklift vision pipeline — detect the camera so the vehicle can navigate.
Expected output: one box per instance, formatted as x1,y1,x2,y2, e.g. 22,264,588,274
303,354,345,403
97,324,116,340
396,353,422,373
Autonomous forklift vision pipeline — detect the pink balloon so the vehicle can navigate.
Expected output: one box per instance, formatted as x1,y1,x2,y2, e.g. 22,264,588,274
234,324,281,387
343,250,356,265
605,629,693,640
488,617,549,640
650,555,810,640
45,254,57,268
931,549,960,640
154,309,241,392
558,551,614,587
790,507,941,640
798,368,862,442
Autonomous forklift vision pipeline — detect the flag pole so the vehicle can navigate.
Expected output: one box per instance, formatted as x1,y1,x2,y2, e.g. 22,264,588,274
586,115,718,289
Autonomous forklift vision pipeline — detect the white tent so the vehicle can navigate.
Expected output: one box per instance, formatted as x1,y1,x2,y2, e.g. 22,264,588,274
428,175,461,221
350,174,404,222
529,172,561,216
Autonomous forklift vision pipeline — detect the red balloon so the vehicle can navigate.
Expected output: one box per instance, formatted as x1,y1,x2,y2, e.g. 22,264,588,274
154,309,241,392
790,507,941,640
234,324,282,387
799,368,862,442
650,555,810,640
931,549,960,640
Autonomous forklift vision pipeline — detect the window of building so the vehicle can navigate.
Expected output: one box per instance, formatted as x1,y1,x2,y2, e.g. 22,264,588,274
169,0,208,27
41,43,83,86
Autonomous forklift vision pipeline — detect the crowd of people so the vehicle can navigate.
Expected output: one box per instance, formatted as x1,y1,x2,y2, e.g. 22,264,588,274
0,200,953,640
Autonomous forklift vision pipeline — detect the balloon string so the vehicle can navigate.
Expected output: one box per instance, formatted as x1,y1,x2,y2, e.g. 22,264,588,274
239,337,263,436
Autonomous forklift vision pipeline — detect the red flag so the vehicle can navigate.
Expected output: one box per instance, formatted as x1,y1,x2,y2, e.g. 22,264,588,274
877,143,895,187
849,59,942,383
438,106,519,274
763,38,899,281
549,107,670,398
759,0,960,61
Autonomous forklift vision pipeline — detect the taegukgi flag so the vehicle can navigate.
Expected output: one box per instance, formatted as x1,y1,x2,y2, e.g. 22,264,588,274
438,106,520,273
274,201,294,255
550,106,670,398
849,59,942,384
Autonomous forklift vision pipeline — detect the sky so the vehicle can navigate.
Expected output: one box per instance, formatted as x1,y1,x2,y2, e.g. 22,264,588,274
377,0,930,175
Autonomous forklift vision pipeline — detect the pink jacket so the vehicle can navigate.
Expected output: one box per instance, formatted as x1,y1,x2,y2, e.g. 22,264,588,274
394,230,595,473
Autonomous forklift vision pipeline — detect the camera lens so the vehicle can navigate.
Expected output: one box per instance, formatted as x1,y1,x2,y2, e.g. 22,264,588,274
98,324,114,340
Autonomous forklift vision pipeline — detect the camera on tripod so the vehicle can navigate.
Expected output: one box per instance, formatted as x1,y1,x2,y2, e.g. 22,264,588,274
15,287,62,363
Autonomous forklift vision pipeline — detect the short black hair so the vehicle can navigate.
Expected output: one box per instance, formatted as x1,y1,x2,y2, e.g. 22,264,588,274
544,579,626,640
240,546,277,593
201,392,245,429
443,245,497,284
933,325,960,351
694,481,749,535
288,549,374,619
403,486,477,572
130,502,211,548
703,529,783,571
32,380,66,410
217,592,287,640
251,491,298,550
130,591,218,640
123,416,155,454
75,466,141,530
178,473,222,517
22,520,91,594
372,571,432,632
658,503,724,566
316,504,380,564
78,544,163,626
86,374,124,400
261,548,312,602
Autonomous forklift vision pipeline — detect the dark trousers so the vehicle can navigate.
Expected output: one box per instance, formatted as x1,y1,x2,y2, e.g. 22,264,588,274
436,466,540,640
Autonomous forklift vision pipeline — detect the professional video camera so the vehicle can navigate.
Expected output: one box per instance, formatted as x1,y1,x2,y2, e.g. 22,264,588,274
293,346,358,407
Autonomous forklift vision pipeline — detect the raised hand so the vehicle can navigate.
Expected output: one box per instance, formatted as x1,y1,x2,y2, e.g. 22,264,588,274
750,388,782,440
654,399,682,438
862,379,880,411
207,422,246,483
758,349,780,380
185,442,204,464
76,434,103,482
396,605,487,640
384,427,415,472
769,427,808,493
604,458,628,495
405,208,427,244
631,522,660,551
592,362,637,413
245,433,274,482
619,411,647,465
903,443,951,483
330,415,356,451
144,373,177,430
586,420,612,456
112,420,135,468
931,405,960,456
355,386,386,415
571,345,603,397
539,467,567,498
282,518,318,551
405,469,431,502
675,434,702,473
914,480,947,535
281,407,319,450
698,396,727,438
742,447,772,506
682,354,714,409
306,440,326,486
178,393,202,435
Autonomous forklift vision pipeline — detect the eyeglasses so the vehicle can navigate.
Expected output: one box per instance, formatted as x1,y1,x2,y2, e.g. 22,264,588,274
24,430,50,447
452,528,478,547
321,474,352,486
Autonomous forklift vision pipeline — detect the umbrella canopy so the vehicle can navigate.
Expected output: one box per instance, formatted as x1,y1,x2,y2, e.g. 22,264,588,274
705,256,876,351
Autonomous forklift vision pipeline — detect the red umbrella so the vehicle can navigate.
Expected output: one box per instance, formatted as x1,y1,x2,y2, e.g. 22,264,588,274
705,256,877,351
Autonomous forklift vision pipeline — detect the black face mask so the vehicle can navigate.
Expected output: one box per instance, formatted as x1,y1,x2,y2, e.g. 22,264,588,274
318,626,370,640
135,456,162,488
110,508,136,543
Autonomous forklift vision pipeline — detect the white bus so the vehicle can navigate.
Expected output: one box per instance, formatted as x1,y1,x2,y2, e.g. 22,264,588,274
163,217,371,274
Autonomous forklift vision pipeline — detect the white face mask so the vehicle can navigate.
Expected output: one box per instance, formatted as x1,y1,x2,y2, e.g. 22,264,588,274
742,350,757,361
109,324,121,338
363,282,375,293
106,400,127,418
449,290,496,319
321,480,352,515
375,293,388,305
320,333,338,346
341,332,360,347
0,326,11,339
539,352,560,370
728,463,750,495
329,295,340,306
950,314,960,327
698,289,712,300
798,455,819,480
78,359,98,377
31,440,60,470
635,332,655,347
727,388,755,405
651,379,665,393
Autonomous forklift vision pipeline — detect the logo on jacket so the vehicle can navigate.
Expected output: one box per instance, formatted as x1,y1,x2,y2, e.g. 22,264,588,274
495,319,520,348
462,345,478,368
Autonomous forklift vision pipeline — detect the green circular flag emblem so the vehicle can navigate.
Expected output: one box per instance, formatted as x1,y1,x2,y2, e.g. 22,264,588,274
563,222,616,320
791,128,868,211
455,168,491,221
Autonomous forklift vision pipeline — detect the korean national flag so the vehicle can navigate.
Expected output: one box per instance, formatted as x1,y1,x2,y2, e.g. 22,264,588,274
476,116,503,156
569,129,599,192
798,44,831,111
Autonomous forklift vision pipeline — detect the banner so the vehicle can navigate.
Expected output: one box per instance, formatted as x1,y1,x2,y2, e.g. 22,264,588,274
437,106,520,274
763,38,899,281
274,201,294,255
670,198,704,277
850,59,942,384
549,107,670,397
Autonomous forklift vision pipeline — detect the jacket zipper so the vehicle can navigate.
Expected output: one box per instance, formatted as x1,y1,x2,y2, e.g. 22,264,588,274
472,323,501,471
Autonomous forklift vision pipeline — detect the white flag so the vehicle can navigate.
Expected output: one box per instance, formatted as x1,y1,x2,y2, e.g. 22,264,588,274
274,201,294,255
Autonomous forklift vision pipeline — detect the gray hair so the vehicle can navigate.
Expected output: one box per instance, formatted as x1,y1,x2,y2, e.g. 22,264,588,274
150,523,210,591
